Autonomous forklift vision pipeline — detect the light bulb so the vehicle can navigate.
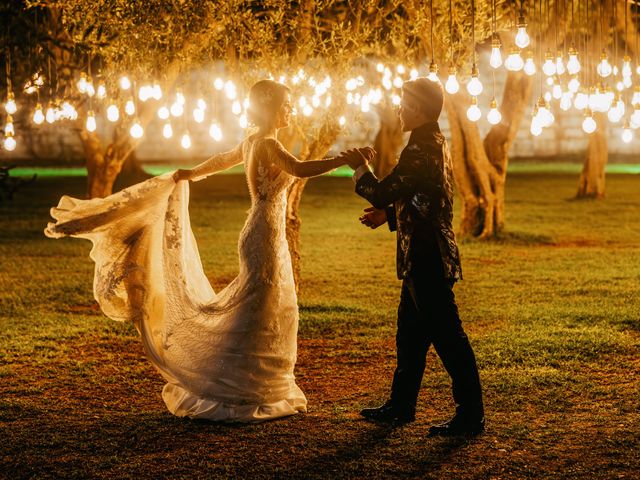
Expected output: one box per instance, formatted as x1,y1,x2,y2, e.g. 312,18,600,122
597,52,612,78
524,54,536,76
489,37,502,69
85,111,96,132
537,97,554,127
209,123,222,141
542,53,556,76
162,123,173,139
622,56,632,78
85,79,95,97
574,90,588,110
96,83,106,99
176,91,186,105
631,108,640,128
487,100,502,125
622,122,633,143
239,113,248,128
193,108,205,123
119,76,131,90
157,106,170,120
552,84,563,100
4,92,17,114
410,68,419,80
46,104,56,123
555,54,565,75
339,115,346,126
505,49,524,71
515,19,530,48
568,77,580,93
393,76,403,88
77,72,88,94
5,116,14,136
466,97,481,122
224,80,237,100
213,78,224,90
567,48,581,75
107,104,120,122
302,104,313,116
530,121,543,136
582,109,596,133
623,77,632,89
181,133,191,149
608,101,624,123
33,104,45,124
138,85,151,102
445,72,459,94
152,84,162,100
466,66,483,96
170,102,184,117
560,92,573,111
427,61,439,81
3,135,16,151
130,120,144,139
125,100,135,116
232,100,242,115
61,101,77,120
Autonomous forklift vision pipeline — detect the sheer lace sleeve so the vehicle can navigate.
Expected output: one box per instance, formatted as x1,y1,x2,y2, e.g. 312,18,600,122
189,143,243,182
263,138,343,178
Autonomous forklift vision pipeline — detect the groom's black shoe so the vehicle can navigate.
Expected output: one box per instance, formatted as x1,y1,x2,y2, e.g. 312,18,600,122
360,401,415,425
428,414,485,437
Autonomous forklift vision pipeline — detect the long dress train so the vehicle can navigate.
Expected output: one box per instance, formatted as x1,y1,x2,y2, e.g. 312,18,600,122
45,138,307,422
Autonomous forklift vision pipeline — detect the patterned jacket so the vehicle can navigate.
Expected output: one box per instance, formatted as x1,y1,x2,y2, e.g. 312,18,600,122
355,121,462,281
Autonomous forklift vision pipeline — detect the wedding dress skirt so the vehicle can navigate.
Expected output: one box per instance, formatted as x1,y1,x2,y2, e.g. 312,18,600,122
45,172,307,422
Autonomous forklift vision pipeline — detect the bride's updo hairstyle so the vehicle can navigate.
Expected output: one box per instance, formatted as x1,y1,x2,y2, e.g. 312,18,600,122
247,79,290,128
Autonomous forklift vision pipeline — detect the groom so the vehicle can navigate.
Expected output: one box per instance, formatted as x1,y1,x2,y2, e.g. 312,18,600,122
345,77,484,436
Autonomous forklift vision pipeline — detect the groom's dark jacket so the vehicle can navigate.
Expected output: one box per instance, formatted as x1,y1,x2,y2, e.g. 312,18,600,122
355,121,462,282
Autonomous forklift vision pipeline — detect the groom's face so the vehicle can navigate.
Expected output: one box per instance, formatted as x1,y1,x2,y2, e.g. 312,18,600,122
398,93,424,132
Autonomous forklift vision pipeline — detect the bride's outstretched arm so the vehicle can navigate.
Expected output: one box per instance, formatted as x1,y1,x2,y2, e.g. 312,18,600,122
174,143,243,182
264,138,346,178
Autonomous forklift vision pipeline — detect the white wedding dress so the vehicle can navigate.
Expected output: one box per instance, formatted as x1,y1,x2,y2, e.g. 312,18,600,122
45,136,319,422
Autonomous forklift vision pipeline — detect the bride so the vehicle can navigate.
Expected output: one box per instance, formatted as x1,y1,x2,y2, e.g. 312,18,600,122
45,79,369,422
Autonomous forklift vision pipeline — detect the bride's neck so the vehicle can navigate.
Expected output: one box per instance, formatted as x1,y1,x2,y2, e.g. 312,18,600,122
257,125,278,138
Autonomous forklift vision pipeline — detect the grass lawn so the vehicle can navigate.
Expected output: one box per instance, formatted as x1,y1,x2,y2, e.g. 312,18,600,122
1,171,639,479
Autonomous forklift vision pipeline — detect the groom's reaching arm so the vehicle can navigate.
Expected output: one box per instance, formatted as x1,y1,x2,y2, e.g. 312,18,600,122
353,162,420,211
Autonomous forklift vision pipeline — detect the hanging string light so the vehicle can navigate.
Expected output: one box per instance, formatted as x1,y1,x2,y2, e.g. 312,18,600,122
466,0,483,121
505,3,524,72
444,0,460,95
445,0,460,94
515,0,531,48
427,0,439,81
487,0,501,126
489,0,502,69
466,96,482,121
566,0,581,74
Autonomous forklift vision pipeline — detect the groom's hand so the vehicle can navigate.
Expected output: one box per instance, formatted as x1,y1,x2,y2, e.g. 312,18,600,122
359,206,387,229
338,147,376,170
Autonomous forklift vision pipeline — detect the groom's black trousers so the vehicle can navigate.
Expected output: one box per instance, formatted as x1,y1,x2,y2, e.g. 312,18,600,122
390,246,483,418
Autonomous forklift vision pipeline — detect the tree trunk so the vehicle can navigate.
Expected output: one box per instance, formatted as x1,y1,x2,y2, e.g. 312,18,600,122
372,102,404,177
482,71,533,231
80,125,135,198
446,94,502,239
577,113,607,199
283,121,340,293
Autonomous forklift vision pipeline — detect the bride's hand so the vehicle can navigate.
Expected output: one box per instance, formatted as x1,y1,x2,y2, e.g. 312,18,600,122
173,169,192,182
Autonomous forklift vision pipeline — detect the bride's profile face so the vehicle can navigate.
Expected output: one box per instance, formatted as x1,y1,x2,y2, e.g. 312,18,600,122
275,93,293,129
